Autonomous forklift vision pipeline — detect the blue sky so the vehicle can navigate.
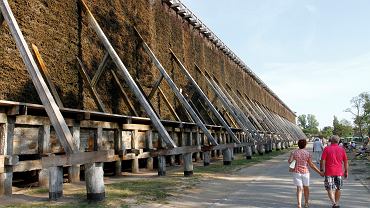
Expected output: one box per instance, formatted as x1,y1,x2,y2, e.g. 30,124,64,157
181,0,370,128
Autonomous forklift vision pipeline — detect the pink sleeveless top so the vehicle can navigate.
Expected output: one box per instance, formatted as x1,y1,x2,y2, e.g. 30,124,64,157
292,149,311,174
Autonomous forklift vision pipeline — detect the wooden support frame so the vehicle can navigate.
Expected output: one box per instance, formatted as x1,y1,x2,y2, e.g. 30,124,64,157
76,57,107,113
194,65,251,136
148,75,163,100
134,27,218,146
170,51,240,144
80,0,176,148
91,52,110,87
0,0,77,154
31,44,64,108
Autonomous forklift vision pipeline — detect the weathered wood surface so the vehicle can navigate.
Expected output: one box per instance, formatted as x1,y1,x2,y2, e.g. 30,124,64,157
49,166,63,200
85,162,105,201
80,0,176,148
31,44,64,108
41,150,115,168
0,0,76,154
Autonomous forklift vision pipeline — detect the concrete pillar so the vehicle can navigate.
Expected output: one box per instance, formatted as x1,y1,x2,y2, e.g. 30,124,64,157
246,145,252,160
49,166,63,200
183,153,193,177
223,148,232,165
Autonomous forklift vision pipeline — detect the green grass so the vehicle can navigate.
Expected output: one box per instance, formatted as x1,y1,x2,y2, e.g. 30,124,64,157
195,148,292,174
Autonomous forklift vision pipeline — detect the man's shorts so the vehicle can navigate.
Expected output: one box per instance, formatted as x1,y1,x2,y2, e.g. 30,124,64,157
293,172,310,187
324,176,343,190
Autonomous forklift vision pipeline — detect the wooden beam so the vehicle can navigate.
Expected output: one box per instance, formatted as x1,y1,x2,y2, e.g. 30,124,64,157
158,87,181,121
91,51,110,87
110,70,139,116
0,0,76,154
134,27,218,146
41,150,115,168
79,0,176,148
151,145,201,156
148,75,163,100
76,57,107,113
170,51,240,144
31,44,64,108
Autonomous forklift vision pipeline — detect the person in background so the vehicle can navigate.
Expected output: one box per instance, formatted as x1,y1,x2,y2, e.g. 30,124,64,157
289,139,323,208
313,138,324,165
320,135,348,208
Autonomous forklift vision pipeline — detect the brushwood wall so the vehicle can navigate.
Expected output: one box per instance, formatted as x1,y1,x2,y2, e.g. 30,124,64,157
0,0,296,122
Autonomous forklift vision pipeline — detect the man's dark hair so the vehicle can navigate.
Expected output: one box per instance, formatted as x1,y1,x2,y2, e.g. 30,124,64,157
298,139,307,149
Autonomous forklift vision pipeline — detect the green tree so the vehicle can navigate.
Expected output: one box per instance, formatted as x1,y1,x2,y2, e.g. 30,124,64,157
333,116,353,137
345,92,370,137
321,126,333,138
297,114,307,129
298,114,319,136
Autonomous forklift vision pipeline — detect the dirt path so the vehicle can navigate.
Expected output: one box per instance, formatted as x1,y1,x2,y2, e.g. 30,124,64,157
143,146,370,208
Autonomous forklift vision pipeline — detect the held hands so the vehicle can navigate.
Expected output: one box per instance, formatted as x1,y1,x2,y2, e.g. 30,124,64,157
319,171,325,177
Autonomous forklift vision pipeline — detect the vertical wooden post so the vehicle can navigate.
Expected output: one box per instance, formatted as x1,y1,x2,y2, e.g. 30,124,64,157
169,129,176,166
131,130,139,173
246,145,252,160
49,166,63,200
264,143,269,154
146,130,153,170
184,131,193,177
251,143,256,154
114,127,123,176
0,116,14,196
69,124,81,183
257,143,264,155
38,124,50,187
203,151,210,166
158,155,166,176
178,130,185,165
85,162,105,201
194,129,201,162
223,148,232,165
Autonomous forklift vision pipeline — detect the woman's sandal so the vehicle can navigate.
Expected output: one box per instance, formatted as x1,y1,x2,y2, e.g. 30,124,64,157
304,203,309,208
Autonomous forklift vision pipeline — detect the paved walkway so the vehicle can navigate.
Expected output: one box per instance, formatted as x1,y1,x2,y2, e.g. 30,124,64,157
149,145,370,208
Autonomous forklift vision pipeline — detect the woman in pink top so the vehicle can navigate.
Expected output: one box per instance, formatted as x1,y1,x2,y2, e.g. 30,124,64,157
289,139,323,208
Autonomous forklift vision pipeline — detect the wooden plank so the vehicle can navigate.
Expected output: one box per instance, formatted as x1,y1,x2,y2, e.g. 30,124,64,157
110,70,139,116
158,87,181,121
170,52,240,143
80,120,118,129
151,145,201,157
76,57,107,113
13,127,39,155
148,75,163,100
134,27,218,146
39,125,50,154
4,155,18,166
122,124,151,131
80,0,176,148
31,44,64,108
0,0,76,154
13,160,42,172
41,150,115,168
0,114,6,123
91,51,110,87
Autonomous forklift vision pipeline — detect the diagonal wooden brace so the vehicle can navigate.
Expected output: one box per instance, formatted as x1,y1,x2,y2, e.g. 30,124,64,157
76,57,107,113
0,0,76,154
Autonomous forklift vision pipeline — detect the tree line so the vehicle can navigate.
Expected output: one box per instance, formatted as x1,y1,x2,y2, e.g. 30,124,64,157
298,92,369,138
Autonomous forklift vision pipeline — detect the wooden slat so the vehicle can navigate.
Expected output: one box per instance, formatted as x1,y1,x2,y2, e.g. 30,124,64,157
76,57,107,113
148,75,163,100
0,113,6,123
91,51,110,87
13,160,42,172
134,27,218,146
80,0,176,148
41,150,115,168
110,70,139,116
158,87,181,121
151,145,201,156
31,44,64,108
0,0,76,154
170,51,240,144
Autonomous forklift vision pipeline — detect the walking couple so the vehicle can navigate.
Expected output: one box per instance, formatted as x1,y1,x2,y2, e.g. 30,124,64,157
288,135,348,208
